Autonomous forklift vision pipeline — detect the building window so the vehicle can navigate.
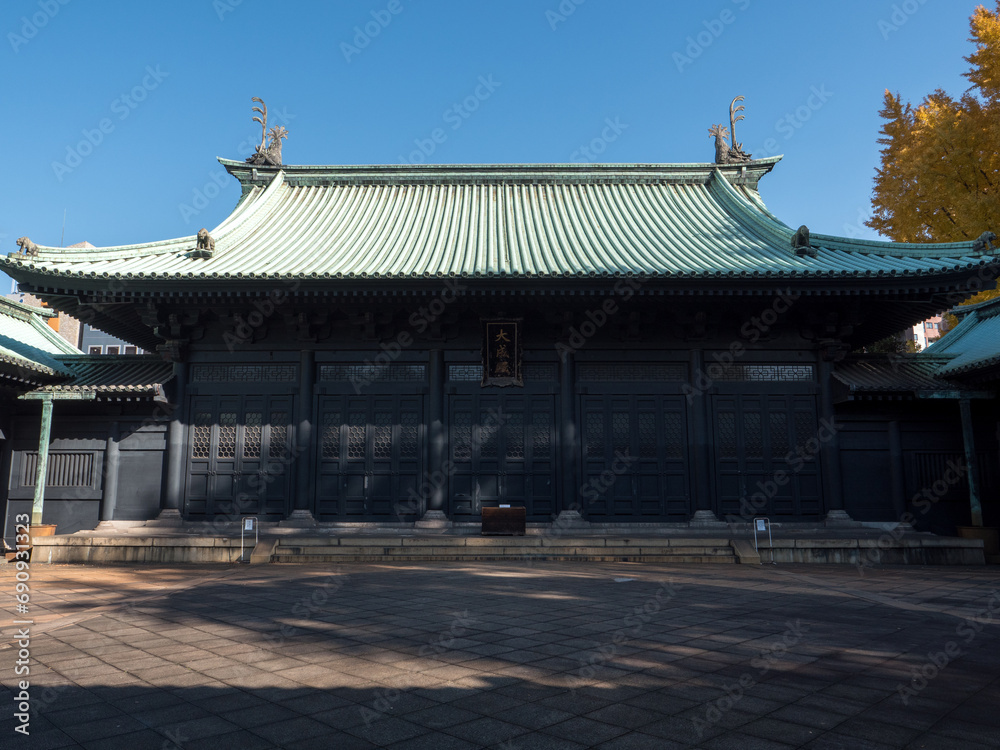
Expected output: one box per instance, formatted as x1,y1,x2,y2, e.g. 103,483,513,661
106,346,120,355
88,346,102,355
124,346,138,355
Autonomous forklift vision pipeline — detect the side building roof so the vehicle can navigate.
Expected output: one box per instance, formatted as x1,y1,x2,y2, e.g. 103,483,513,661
0,297,79,389
925,297,1000,381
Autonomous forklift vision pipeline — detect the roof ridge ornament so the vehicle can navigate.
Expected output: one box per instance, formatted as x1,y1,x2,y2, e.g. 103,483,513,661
709,96,752,164
245,97,288,167
791,225,817,257
191,228,215,259
15,236,38,258
972,230,996,254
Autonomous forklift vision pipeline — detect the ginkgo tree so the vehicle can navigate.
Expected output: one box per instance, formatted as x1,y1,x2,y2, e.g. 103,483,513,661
867,2,1000,305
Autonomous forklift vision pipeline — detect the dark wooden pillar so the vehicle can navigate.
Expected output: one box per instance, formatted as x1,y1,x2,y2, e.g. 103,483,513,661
161,361,188,518
100,421,121,523
818,359,847,520
959,398,984,527
689,348,715,518
558,352,579,517
427,349,445,513
294,350,315,513
30,396,54,525
888,420,907,520
0,415,13,530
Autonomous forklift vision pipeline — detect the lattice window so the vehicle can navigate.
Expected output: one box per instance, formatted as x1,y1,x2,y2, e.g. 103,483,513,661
374,412,392,459
638,412,656,459
532,411,550,459
321,411,341,460
244,412,262,459
912,452,976,501
448,363,555,381
400,411,419,458
793,411,814,448
218,413,237,459
453,411,472,460
269,413,289,459
586,413,604,458
448,365,482,381
612,412,630,456
744,412,763,458
506,412,524,460
348,412,366,459
192,364,297,382
523,364,556,380
769,411,789,458
479,410,498,458
192,412,213,459
320,364,426,383
717,412,737,459
21,452,95,487
578,363,686,381
714,365,814,382
663,412,683,460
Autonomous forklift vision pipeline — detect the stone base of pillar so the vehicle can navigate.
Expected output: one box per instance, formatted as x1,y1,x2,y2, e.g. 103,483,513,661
280,510,319,528
146,509,183,526
824,509,861,528
415,510,453,529
553,509,590,528
689,510,728,527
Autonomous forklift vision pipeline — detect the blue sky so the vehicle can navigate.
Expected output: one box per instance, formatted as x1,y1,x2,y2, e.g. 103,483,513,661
0,0,985,292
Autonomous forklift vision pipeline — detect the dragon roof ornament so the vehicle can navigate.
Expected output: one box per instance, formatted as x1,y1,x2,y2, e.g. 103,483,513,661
245,97,288,167
709,95,752,165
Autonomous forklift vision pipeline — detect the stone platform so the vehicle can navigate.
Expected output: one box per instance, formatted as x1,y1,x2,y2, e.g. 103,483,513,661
14,521,988,566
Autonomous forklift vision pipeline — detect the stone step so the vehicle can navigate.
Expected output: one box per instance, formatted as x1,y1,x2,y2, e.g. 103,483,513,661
281,536,733,548
275,545,734,556
270,537,738,563
273,554,735,564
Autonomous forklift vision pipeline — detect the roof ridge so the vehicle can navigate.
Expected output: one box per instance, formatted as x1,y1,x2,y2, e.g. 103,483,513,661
809,232,993,259
0,296,59,320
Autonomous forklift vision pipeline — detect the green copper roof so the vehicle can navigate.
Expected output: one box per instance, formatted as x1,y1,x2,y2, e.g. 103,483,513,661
0,297,79,379
34,355,174,398
3,159,997,285
926,298,1000,378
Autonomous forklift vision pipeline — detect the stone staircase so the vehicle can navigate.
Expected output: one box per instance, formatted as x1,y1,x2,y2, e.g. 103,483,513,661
267,536,738,563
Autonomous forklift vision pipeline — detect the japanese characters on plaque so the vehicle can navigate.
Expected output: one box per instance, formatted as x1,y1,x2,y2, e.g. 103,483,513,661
482,320,522,387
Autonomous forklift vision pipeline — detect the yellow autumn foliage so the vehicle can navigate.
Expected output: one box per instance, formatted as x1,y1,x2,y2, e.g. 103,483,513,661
867,3,1000,307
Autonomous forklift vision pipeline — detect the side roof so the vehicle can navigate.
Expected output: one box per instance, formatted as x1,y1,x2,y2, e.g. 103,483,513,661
0,297,79,379
3,158,997,285
926,297,1000,379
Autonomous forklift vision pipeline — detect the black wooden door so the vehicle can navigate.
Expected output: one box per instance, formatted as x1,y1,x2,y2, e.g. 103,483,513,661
712,394,822,519
315,395,421,518
186,395,293,517
449,394,555,518
580,395,690,519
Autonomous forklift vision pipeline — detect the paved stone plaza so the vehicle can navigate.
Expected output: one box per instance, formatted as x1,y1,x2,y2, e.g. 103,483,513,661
1,562,998,749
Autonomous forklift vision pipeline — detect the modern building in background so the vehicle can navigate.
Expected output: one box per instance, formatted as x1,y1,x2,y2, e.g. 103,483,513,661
913,315,944,350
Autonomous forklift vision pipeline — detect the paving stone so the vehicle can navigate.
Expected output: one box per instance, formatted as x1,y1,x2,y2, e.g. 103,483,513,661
541,716,629,745
4,562,1000,750
702,732,799,749
250,715,334,744
82,728,178,750
345,715,430,746
444,716,527,745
